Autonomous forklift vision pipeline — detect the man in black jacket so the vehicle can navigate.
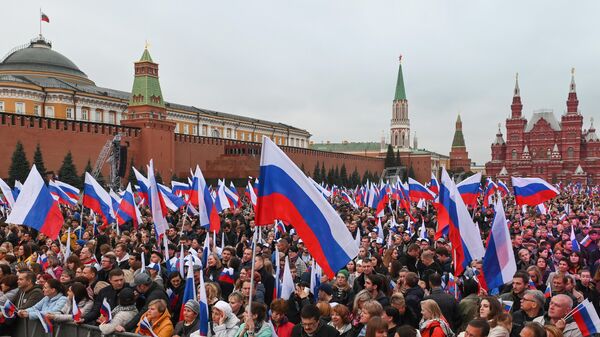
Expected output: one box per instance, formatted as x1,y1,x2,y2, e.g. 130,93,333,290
510,290,545,337
291,304,339,337
124,271,169,331
404,272,424,322
84,268,130,324
424,273,460,330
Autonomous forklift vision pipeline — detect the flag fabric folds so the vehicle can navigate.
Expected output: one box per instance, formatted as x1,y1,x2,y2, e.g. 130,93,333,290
568,299,600,337
100,298,112,323
408,178,435,201
179,261,196,321
511,177,559,206
83,172,115,225
255,136,358,278
456,172,482,207
482,200,517,290
6,165,63,240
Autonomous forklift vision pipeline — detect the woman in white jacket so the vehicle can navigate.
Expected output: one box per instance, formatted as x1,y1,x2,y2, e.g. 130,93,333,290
46,282,93,323
190,300,241,337
98,288,138,335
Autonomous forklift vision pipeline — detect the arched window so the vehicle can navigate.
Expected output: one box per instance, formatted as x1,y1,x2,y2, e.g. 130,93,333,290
547,148,551,158
512,149,517,159
568,147,574,159
212,129,220,138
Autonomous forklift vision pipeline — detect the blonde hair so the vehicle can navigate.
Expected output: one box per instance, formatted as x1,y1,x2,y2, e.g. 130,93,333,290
544,325,564,337
317,301,332,317
420,299,444,320
352,289,373,312
148,299,167,313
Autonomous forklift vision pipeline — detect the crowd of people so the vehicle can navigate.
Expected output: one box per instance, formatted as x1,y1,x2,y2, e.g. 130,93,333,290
0,186,599,337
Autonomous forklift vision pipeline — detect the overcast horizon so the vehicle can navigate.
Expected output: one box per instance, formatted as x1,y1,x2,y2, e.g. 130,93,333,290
6,1,600,165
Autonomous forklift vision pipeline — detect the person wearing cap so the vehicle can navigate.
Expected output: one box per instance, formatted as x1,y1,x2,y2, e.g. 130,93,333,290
99,287,138,335
332,270,354,307
134,299,174,337
147,262,164,288
174,300,201,337
317,283,334,303
510,290,545,337
124,271,169,331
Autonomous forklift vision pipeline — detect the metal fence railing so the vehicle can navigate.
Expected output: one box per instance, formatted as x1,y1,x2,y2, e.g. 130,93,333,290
11,318,142,337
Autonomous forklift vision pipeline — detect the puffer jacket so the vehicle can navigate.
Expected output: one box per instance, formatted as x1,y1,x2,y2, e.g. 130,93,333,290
99,305,138,335
135,309,174,337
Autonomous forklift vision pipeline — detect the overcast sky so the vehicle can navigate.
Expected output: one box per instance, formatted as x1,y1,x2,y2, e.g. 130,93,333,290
5,1,600,165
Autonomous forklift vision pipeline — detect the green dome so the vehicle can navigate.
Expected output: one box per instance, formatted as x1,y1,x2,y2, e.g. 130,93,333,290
0,37,89,82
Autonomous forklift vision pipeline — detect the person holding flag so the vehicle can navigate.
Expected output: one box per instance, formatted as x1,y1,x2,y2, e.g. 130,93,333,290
98,288,138,335
134,299,173,337
44,282,91,323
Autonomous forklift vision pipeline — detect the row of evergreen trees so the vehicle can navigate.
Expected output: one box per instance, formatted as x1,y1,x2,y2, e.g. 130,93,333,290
309,162,380,187
7,141,104,189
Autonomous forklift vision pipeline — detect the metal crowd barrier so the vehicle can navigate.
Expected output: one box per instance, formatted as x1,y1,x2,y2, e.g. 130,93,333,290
10,318,142,337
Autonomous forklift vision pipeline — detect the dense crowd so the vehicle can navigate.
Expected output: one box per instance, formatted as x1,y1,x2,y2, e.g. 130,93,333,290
0,188,598,337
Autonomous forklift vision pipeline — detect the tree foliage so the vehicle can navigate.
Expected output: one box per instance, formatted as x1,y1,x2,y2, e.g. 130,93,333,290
384,144,396,168
8,141,30,186
33,143,47,178
58,151,81,188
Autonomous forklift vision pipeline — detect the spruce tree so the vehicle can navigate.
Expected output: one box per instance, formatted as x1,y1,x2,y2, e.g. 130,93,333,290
384,144,395,168
80,159,93,188
171,173,179,183
326,168,334,185
362,170,371,185
313,162,320,182
127,158,137,185
340,164,348,187
155,171,163,185
33,143,47,178
408,166,416,179
350,167,360,187
320,163,326,183
395,149,402,167
58,151,81,188
8,141,30,186
334,166,340,185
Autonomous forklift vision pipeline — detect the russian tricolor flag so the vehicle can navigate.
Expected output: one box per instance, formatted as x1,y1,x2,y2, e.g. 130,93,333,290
0,178,15,208
171,180,192,199
568,299,600,337
1,299,16,318
132,167,149,203
571,225,581,252
72,297,82,321
116,183,142,229
438,168,485,276
497,180,510,197
6,165,63,240
83,173,115,225
255,136,358,278
512,177,559,206
49,180,78,206
100,298,112,322
429,173,439,195
197,267,209,337
245,181,257,207
408,177,435,201
456,173,482,207
190,166,212,229
147,160,169,235
158,183,186,211
225,182,240,208
482,199,517,291
36,311,53,334
179,261,196,321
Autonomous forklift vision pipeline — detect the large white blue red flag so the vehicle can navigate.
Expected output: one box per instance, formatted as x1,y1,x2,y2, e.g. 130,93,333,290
48,180,78,206
179,261,196,321
408,177,435,201
571,225,581,252
482,199,517,290
132,167,150,203
190,166,212,229
197,268,209,337
438,168,485,276
83,172,115,225
147,160,169,235
116,183,142,229
158,183,186,211
171,180,192,199
255,136,358,278
225,181,240,208
511,177,559,206
456,173,481,207
429,173,440,196
6,165,63,240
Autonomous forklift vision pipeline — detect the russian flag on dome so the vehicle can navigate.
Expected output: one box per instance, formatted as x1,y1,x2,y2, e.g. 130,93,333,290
482,199,517,291
53,179,80,201
408,177,435,201
225,181,240,208
133,167,150,203
179,261,196,322
0,178,15,208
6,165,63,240
456,172,482,207
568,299,600,337
255,136,358,278
48,180,78,206
438,168,485,276
190,166,213,229
116,183,142,229
512,177,559,206
429,173,440,195
83,173,115,225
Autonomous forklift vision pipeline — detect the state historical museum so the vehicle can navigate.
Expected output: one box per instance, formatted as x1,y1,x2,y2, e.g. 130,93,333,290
485,70,600,185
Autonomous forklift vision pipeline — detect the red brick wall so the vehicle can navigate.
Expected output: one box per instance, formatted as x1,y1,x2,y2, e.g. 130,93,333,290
0,113,140,179
0,113,384,185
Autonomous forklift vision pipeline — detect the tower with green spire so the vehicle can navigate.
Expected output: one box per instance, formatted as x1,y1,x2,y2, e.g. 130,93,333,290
128,46,166,118
449,114,471,172
390,55,410,151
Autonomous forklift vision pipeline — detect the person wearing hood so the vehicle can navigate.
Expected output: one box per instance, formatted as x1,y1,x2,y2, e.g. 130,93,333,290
134,299,174,337
208,300,242,337
175,300,201,337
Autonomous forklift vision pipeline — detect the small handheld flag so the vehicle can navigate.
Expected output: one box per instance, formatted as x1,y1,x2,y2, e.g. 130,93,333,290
72,297,82,321
139,317,159,337
100,298,112,323
36,311,53,334
1,299,16,318
565,299,600,337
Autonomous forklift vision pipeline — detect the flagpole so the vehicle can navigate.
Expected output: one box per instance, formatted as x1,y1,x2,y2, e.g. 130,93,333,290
39,8,42,37
247,229,258,320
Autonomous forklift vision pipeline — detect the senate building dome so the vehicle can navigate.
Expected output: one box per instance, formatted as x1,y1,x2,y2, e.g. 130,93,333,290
0,36,93,85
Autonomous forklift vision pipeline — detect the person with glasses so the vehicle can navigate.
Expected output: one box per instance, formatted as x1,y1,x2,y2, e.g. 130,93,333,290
511,290,546,337
291,304,339,337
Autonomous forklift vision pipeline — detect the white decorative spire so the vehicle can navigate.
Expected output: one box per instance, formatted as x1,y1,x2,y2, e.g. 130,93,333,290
570,67,576,93
514,72,520,97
